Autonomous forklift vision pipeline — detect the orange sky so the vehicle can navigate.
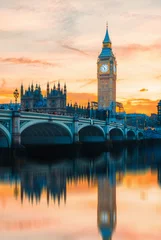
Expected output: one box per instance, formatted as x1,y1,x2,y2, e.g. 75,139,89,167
0,0,161,115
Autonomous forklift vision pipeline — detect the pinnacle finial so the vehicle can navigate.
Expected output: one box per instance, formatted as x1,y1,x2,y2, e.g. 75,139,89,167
106,21,108,29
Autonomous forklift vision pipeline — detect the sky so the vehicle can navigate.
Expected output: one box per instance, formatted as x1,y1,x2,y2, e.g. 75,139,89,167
0,0,161,114
0,171,161,240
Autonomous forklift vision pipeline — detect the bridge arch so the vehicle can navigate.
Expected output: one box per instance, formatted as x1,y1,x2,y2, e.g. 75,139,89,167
78,124,105,142
138,131,144,140
0,124,11,148
109,127,124,141
127,130,136,140
20,120,73,145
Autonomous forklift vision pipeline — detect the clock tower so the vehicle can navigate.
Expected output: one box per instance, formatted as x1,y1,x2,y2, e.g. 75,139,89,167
97,23,116,109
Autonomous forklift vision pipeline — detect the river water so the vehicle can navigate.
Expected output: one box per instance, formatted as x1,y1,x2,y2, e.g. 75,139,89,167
0,142,161,240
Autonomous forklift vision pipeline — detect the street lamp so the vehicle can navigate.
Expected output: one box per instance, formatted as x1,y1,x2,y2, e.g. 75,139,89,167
74,102,78,113
106,110,109,123
73,102,78,121
124,113,127,126
13,88,19,110
144,119,147,130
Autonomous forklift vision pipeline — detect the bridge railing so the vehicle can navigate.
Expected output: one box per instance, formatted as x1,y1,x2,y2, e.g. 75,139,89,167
0,109,144,133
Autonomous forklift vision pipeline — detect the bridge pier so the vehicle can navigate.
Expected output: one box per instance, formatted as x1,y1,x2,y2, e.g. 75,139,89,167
124,126,127,140
105,119,110,140
73,115,79,143
135,130,139,140
12,111,21,148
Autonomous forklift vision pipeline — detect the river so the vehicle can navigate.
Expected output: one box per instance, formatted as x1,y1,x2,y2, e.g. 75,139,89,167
0,142,161,240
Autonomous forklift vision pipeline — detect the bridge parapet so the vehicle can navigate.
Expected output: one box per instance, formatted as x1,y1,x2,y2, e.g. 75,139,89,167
0,110,145,148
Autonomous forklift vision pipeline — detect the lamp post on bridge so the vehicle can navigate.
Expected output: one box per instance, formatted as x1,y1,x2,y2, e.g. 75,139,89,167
12,88,21,148
124,113,127,140
13,88,19,111
73,102,79,143
124,113,127,127
74,102,78,119
106,110,109,124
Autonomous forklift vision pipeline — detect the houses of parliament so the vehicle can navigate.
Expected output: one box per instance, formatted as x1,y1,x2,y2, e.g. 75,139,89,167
20,23,117,114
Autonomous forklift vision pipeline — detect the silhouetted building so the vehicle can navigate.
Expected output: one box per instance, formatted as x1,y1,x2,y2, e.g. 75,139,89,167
20,82,95,117
157,100,161,125
21,82,66,114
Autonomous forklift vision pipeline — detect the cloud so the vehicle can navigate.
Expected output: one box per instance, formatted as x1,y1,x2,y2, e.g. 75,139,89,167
0,88,14,103
61,43,89,56
140,88,148,92
122,98,159,115
124,12,161,21
156,75,161,80
0,57,58,67
80,79,97,88
0,8,49,32
0,79,6,88
117,78,127,82
114,42,161,58
67,92,97,106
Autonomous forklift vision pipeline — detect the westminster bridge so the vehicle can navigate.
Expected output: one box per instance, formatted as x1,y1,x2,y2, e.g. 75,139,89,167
0,109,144,148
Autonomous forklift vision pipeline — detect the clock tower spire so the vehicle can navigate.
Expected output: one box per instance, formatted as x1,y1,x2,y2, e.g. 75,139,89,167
97,23,116,110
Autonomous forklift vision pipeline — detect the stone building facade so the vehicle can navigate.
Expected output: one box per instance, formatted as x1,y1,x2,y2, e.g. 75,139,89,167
20,82,66,114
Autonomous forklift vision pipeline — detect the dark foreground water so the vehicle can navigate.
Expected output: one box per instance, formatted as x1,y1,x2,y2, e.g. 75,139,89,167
0,142,161,240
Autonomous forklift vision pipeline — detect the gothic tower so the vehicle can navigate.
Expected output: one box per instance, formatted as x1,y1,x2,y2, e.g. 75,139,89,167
97,23,117,109
97,176,117,240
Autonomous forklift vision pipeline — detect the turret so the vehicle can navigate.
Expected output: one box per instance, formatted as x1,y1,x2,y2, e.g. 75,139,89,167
87,101,90,110
64,83,67,95
98,23,114,60
103,22,112,48
47,82,49,96
20,83,24,97
38,84,41,92
58,81,60,91
31,82,34,92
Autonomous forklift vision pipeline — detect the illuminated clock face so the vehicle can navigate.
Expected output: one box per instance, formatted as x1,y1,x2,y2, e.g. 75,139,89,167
100,64,108,73
100,212,109,224
113,64,116,73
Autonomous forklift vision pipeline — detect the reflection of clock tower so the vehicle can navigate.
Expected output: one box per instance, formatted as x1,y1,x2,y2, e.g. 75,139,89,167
97,177,117,240
97,23,116,109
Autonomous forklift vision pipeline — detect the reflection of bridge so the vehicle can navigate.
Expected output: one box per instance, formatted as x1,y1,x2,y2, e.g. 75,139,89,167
0,110,144,148
1,145,161,204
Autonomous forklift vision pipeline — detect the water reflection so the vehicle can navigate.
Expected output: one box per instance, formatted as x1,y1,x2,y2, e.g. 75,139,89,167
1,144,161,239
97,176,116,240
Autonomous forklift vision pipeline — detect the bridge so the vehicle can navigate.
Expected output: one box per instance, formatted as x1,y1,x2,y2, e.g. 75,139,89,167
0,109,144,148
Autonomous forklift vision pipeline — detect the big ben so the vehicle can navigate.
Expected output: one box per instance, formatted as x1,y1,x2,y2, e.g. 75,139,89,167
97,23,116,109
